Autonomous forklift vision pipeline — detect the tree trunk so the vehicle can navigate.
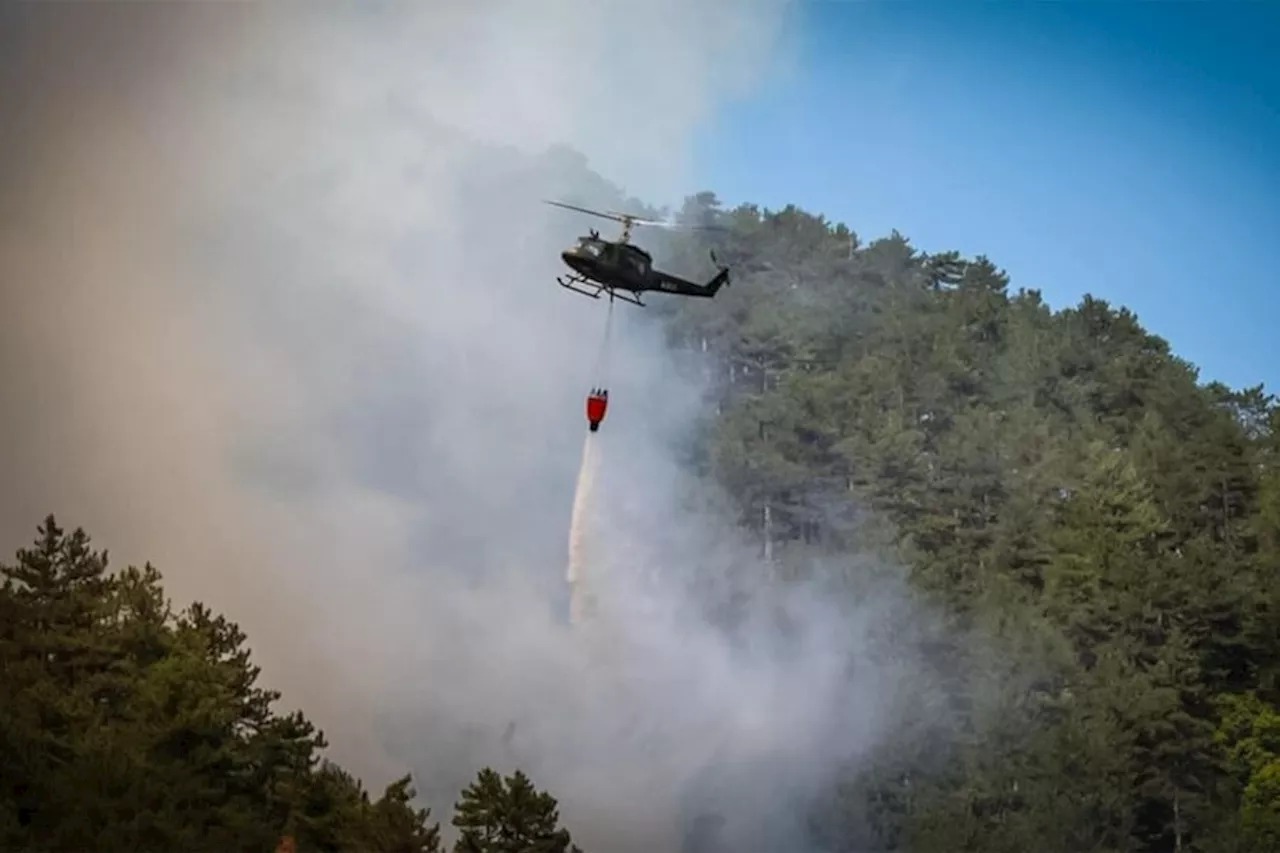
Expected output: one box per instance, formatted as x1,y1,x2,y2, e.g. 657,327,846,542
763,500,774,562
1174,788,1183,852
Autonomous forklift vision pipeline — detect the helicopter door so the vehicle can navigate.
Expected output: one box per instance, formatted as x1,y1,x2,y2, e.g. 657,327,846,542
623,250,648,278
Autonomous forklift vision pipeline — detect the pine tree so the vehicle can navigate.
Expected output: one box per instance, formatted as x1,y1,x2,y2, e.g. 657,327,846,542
451,768,582,853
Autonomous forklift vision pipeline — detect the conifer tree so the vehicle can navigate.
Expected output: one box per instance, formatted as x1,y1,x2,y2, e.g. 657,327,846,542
451,768,582,853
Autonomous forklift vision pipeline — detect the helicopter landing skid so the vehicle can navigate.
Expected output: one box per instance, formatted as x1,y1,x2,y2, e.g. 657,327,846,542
556,274,646,307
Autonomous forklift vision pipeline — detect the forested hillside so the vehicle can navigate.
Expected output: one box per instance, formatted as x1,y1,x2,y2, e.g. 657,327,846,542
654,192,1280,852
2,182,1276,852
0,519,581,853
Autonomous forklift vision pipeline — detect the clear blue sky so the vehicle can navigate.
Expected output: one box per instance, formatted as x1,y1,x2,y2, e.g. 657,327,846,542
693,0,1279,393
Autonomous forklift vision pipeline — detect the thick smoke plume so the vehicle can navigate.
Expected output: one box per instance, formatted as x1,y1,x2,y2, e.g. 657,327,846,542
0,2,936,849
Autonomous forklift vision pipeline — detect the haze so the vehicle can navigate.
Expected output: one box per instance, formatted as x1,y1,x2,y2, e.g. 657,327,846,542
0,3,934,849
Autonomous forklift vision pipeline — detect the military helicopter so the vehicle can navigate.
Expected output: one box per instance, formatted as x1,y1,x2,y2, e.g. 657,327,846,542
544,199,730,307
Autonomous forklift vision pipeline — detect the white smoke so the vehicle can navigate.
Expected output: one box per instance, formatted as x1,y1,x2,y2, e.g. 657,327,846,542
0,2,938,850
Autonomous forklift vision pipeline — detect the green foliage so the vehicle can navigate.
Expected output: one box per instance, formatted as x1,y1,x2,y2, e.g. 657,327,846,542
0,515,443,853
656,193,1279,852
451,768,581,853
1214,692,1280,850
3,176,1275,852
0,528,584,853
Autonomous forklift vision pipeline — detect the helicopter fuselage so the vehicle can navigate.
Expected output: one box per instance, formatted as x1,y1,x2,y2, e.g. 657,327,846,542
560,238,653,293
552,226,730,307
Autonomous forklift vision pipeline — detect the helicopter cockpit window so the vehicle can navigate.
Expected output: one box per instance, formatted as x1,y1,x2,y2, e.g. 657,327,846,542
622,251,648,275
576,239,602,256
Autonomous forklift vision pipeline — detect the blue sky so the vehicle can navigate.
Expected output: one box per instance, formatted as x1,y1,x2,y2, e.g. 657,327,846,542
694,0,1279,392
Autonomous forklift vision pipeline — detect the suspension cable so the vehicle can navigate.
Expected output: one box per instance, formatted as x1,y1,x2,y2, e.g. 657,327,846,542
594,297,615,389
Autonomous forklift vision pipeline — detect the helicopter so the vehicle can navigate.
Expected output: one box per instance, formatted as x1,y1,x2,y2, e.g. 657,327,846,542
544,200,730,307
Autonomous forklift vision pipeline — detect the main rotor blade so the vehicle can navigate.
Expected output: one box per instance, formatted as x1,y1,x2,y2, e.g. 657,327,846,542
544,199,672,227
602,209,665,225
601,209,728,232
543,199,634,224
544,199,728,232
621,217,728,233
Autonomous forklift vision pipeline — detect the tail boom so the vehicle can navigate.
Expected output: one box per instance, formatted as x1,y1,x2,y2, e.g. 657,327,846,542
654,253,731,299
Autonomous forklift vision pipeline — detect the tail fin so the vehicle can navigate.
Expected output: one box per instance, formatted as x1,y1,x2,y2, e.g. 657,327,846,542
703,250,731,295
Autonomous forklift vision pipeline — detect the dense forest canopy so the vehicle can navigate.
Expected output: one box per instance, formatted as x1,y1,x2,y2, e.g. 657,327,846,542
2,176,1277,852
652,191,1280,853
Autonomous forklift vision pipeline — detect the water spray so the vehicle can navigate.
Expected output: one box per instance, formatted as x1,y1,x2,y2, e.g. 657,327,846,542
566,431,601,628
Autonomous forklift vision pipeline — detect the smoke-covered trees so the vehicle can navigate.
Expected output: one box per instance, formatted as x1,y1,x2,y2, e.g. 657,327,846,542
657,193,1280,852
0,515,590,852
451,768,581,853
4,174,1277,851
0,515,444,853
